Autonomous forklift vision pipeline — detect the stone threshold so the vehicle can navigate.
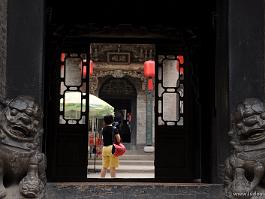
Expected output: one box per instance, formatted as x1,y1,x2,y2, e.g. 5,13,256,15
47,182,224,199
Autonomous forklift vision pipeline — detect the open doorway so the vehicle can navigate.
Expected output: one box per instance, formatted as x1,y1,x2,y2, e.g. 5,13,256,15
44,15,216,181
87,43,155,178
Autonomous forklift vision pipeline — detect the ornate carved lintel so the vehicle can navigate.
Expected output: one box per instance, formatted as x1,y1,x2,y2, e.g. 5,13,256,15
89,70,145,94
91,43,155,63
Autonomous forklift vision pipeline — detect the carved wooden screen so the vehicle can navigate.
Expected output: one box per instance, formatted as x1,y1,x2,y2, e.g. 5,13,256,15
157,55,184,126
59,53,88,125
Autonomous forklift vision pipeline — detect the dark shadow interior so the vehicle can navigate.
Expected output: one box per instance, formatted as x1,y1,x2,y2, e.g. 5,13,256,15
105,99,131,112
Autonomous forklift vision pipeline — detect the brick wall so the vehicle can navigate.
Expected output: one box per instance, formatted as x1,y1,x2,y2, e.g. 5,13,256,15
0,0,7,97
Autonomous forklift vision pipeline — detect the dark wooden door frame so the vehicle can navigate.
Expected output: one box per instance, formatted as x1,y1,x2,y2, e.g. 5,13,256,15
44,31,215,182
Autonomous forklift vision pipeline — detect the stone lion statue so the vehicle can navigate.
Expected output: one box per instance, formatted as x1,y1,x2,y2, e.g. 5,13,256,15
0,96,46,198
225,98,265,199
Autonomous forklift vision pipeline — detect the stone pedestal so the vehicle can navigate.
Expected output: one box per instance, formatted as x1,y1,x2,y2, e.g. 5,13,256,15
144,146,154,153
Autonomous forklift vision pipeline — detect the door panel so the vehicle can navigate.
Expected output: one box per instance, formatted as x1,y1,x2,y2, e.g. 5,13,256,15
47,52,89,181
155,43,197,180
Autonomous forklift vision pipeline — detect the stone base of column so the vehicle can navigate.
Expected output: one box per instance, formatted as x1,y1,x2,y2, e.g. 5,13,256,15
144,146,155,153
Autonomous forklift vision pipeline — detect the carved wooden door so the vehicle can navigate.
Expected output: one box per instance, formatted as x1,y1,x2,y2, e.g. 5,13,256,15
155,43,198,180
47,51,89,181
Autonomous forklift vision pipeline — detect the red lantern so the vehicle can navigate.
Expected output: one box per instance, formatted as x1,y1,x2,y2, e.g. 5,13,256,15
89,60,94,76
82,65,87,78
177,55,184,64
144,60,155,78
60,53,65,62
147,79,153,91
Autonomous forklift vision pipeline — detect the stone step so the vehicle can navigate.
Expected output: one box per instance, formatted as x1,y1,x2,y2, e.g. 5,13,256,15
124,149,154,155
88,154,154,161
88,164,154,173
87,172,155,178
120,154,154,160
88,159,154,166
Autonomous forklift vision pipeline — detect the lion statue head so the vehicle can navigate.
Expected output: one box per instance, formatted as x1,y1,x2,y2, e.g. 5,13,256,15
231,98,265,145
0,96,43,150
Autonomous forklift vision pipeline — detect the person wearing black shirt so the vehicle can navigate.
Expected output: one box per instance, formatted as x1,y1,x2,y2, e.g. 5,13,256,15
100,115,121,178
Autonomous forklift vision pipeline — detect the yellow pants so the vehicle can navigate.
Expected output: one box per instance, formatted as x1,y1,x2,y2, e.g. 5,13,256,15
102,145,119,169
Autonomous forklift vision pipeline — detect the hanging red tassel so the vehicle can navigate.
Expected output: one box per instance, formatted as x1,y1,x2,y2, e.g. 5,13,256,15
147,79,153,91
180,67,184,75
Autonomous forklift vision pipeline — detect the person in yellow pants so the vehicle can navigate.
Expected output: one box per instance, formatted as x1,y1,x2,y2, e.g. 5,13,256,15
100,115,121,178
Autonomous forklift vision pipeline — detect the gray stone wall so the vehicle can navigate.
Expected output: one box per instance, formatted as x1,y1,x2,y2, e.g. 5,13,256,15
0,0,7,97
229,0,264,109
137,90,147,144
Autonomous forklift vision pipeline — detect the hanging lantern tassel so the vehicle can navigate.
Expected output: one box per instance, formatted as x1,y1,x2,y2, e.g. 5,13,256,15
89,60,94,76
176,61,184,76
147,78,153,91
180,67,184,76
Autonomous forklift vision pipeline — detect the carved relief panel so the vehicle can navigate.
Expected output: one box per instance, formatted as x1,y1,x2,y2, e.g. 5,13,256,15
89,43,155,94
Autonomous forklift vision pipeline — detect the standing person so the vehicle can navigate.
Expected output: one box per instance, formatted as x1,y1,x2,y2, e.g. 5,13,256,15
100,115,121,178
